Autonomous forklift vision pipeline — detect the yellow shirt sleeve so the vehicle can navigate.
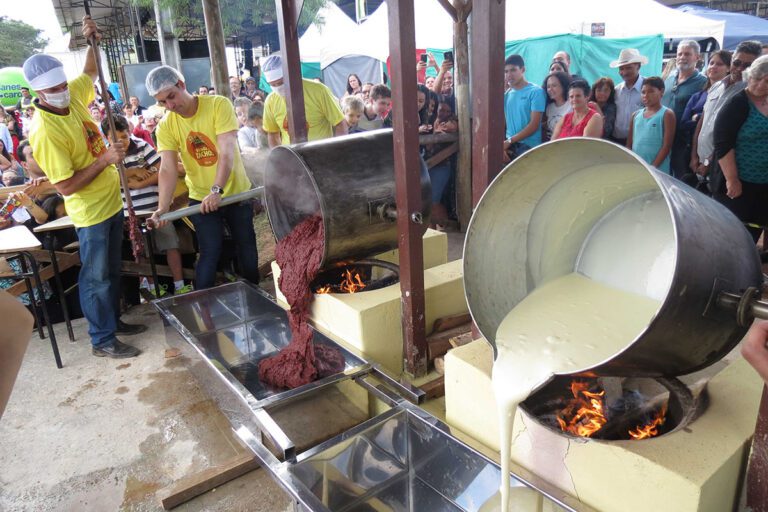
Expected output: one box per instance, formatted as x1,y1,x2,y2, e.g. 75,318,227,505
214,96,239,135
156,116,179,153
69,73,95,110
318,86,344,128
32,130,74,184
262,94,282,134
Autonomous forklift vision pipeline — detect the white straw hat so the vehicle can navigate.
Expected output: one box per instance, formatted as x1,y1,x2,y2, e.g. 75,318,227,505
610,49,649,68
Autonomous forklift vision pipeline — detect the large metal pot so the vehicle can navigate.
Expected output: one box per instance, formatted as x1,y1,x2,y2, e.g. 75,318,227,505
463,138,762,377
264,129,431,267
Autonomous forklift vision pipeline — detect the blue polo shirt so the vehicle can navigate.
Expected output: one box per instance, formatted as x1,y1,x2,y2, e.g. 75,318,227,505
504,83,546,148
662,69,707,121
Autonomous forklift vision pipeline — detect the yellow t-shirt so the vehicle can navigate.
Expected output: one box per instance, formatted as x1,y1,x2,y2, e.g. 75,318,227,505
29,74,122,228
263,79,345,145
156,95,251,201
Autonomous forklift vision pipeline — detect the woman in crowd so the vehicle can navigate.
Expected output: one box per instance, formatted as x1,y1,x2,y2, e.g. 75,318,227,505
549,59,569,76
588,77,617,140
552,80,603,139
541,71,571,142
689,50,732,174
417,84,436,133
713,55,768,242
344,74,363,99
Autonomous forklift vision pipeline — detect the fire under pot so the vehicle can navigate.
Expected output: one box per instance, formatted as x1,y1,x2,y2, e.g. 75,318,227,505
312,259,400,295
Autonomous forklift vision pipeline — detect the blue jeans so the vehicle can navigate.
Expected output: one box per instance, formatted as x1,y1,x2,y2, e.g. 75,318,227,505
189,200,259,289
75,211,123,348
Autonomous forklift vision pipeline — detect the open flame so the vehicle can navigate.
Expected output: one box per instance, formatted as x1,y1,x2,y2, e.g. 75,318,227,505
556,380,668,440
556,381,608,437
628,403,668,440
315,268,367,294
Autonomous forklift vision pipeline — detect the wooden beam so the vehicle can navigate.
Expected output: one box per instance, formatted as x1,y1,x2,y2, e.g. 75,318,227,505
436,0,458,22
388,0,428,378
159,452,260,510
4,252,80,298
452,2,472,230
471,0,506,206
425,142,458,169
201,0,231,99
120,261,197,280
275,0,308,143
418,376,445,400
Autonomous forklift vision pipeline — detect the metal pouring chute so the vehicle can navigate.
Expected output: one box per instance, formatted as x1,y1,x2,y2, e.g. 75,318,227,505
463,138,768,377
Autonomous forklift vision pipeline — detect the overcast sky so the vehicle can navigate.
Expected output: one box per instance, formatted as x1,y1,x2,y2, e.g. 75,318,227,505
1,0,64,42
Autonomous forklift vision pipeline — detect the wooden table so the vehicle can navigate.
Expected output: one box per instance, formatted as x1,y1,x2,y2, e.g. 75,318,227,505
34,209,164,302
0,226,62,368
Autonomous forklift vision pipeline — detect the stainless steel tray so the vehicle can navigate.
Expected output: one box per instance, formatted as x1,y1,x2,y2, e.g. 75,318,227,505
153,281,587,511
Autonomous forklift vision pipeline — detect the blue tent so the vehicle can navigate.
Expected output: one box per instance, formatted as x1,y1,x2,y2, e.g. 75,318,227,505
677,4,768,50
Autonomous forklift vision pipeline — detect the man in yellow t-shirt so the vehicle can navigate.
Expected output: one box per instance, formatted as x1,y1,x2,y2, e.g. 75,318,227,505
146,66,258,289
23,16,144,359
261,54,347,147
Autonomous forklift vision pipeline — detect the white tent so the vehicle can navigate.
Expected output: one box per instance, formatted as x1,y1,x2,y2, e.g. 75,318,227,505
299,3,379,67
359,0,725,50
504,0,725,46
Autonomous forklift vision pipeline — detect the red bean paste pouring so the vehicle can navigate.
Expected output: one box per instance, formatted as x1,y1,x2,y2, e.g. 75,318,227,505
258,215,345,389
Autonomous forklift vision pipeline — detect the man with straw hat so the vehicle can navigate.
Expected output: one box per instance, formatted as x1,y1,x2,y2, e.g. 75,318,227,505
24,15,145,359
609,48,649,145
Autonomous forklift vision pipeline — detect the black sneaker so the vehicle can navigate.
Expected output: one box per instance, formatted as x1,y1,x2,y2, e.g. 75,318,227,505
92,339,141,358
115,320,148,335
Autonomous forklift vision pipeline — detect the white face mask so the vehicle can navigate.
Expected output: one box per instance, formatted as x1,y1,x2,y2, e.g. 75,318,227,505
272,84,286,96
43,89,71,108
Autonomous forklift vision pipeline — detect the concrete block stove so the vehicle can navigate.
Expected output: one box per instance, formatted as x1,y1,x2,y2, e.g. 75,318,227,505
445,338,765,512
271,229,468,375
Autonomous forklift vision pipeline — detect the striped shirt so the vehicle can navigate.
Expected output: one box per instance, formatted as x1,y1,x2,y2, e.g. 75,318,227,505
122,136,161,213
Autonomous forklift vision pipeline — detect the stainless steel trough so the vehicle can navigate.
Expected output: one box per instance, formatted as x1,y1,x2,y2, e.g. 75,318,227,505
153,282,588,511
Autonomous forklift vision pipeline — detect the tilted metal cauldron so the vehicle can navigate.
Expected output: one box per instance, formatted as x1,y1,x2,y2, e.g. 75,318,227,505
463,138,767,377
264,129,432,268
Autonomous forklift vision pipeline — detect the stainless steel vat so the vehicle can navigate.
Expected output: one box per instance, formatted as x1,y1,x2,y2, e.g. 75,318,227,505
463,138,763,377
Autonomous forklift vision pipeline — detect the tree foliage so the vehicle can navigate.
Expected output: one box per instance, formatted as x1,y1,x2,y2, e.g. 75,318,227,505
0,17,48,68
132,0,328,39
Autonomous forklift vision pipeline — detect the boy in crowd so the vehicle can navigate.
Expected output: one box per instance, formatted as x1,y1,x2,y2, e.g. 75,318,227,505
503,54,546,161
627,77,676,174
358,84,392,131
341,95,365,134
238,102,267,150
101,115,191,296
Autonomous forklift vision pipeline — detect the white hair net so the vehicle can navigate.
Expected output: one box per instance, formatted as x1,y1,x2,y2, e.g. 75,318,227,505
262,54,283,82
145,65,185,96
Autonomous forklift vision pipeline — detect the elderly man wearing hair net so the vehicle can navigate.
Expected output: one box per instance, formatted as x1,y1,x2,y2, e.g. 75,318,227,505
23,15,146,359
145,65,259,290
262,54,347,148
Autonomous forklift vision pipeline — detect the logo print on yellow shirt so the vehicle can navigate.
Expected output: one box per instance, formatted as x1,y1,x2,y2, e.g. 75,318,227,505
186,132,218,167
83,121,106,157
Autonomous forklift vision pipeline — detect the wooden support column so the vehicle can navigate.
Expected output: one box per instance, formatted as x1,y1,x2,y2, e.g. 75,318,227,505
201,0,230,99
471,0,506,206
275,0,308,143
388,0,428,377
747,386,768,512
453,0,472,230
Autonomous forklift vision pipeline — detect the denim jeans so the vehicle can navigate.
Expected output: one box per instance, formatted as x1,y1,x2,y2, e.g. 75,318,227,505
189,200,259,289
75,211,123,348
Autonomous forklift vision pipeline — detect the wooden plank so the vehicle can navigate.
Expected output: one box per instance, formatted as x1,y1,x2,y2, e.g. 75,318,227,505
159,452,260,510
449,331,474,349
5,252,81,298
425,142,459,169
120,261,197,280
418,376,445,400
427,322,472,361
432,312,472,333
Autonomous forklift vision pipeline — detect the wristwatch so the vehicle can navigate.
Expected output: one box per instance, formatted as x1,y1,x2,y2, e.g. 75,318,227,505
210,185,223,195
